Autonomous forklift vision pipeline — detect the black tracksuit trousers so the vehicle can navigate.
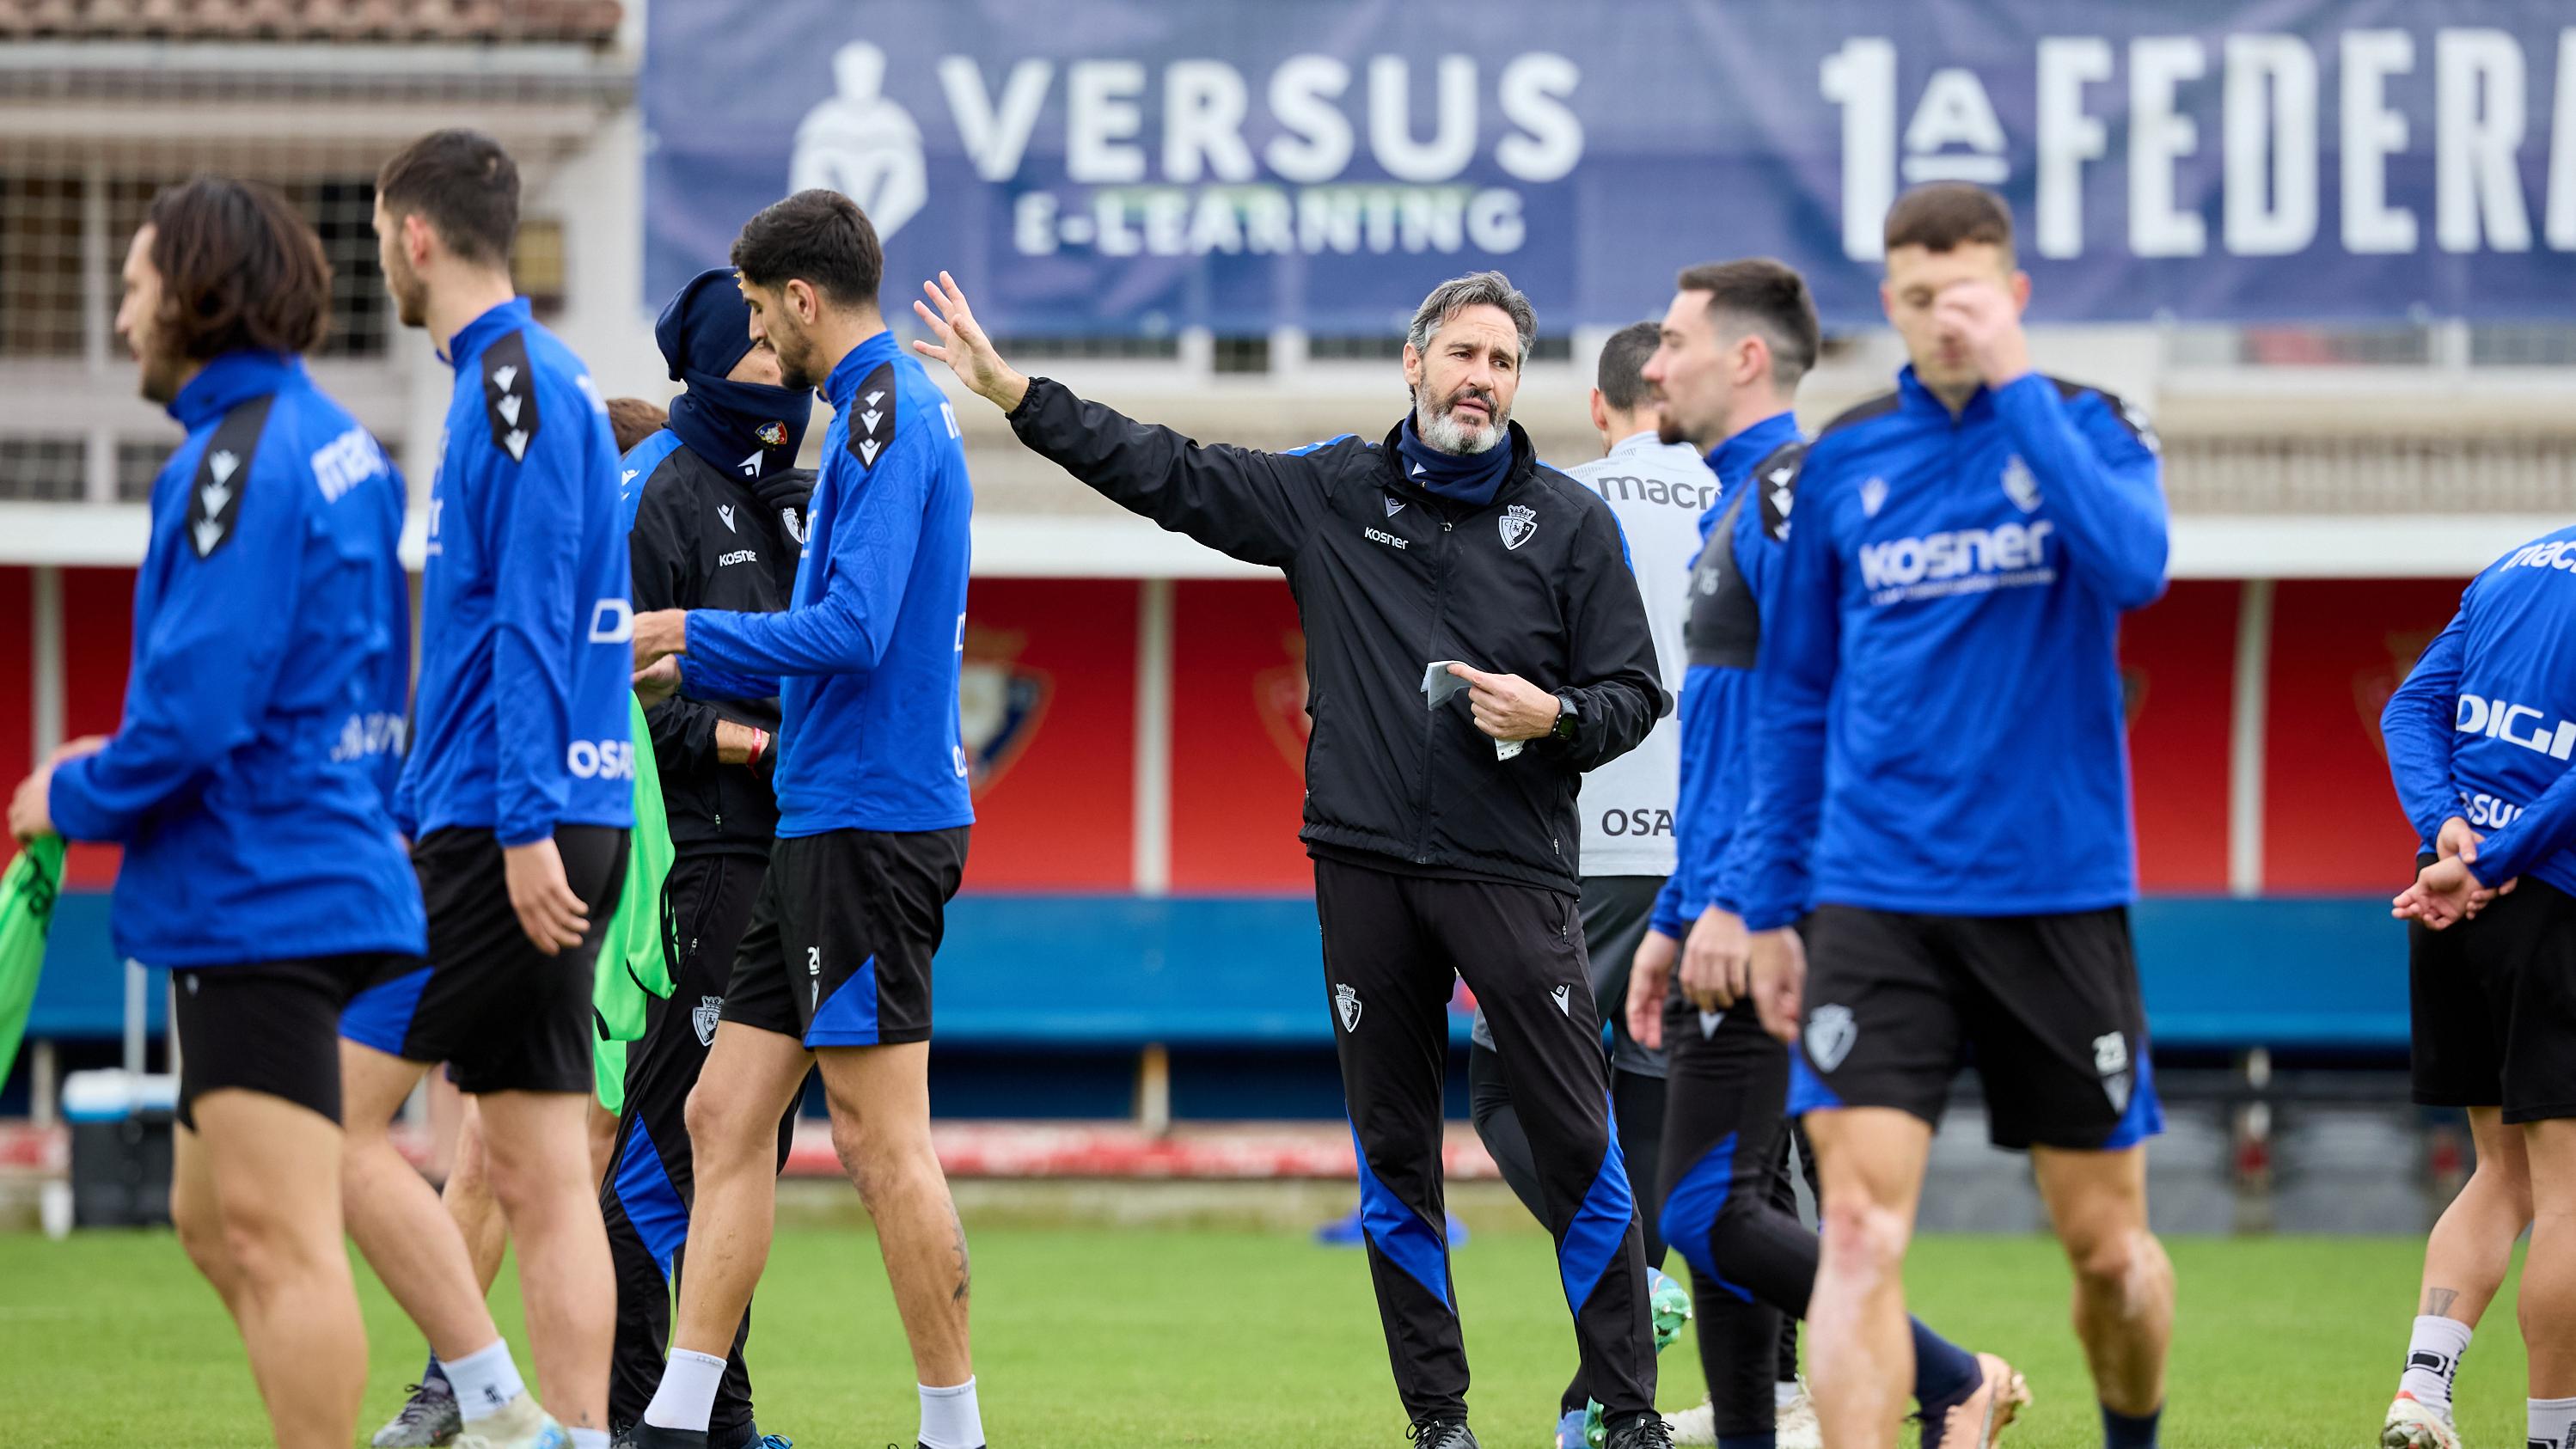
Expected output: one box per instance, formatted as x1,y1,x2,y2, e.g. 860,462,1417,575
1316,856,1655,1425
1655,998,1826,1440
600,852,796,1440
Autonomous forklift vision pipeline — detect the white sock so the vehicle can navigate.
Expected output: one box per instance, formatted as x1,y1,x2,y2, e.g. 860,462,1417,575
642,1348,727,1433
442,1339,526,1421
1776,1380,1802,1409
568,1432,610,1449
2399,1315,2473,1415
2530,1396,2576,1449
920,1377,984,1449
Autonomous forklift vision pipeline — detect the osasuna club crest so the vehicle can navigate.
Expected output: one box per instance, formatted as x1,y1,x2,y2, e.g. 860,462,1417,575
1335,982,1362,1033
1498,503,1539,550
1806,1003,1858,1073
692,995,723,1047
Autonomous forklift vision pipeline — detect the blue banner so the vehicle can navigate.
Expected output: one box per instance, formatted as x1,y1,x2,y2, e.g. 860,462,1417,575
643,1,2576,333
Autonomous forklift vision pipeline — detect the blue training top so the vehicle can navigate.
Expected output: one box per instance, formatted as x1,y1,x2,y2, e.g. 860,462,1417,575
1735,368,2168,931
49,352,425,967
395,297,635,847
681,329,976,836
2382,524,2576,898
1649,411,1803,941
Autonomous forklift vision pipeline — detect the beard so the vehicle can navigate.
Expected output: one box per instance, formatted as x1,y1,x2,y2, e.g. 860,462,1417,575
385,252,428,330
136,343,187,406
771,321,821,394
1412,382,1507,455
1656,410,1686,447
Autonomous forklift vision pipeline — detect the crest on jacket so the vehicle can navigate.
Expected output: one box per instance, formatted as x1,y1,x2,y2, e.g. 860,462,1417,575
692,995,722,1046
756,420,789,449
1498,503,1539,551
958,623,1050,798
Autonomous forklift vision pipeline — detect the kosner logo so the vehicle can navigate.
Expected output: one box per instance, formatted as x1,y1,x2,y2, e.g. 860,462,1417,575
795,45,1585,260
2457,694,2576,760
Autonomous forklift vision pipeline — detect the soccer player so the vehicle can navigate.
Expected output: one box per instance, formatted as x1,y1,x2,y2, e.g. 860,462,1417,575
915,266,1670,1449
1630,258,2022,1449
340,128,636,1449
4,175,416,1449
1460,319,1700,1449
2379,524,2576,1449
605,269,816,1448
1735,184,2175,1448
621,190,980,1449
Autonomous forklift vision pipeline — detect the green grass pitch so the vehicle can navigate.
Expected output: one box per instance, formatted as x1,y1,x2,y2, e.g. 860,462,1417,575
0,1222,2530,1447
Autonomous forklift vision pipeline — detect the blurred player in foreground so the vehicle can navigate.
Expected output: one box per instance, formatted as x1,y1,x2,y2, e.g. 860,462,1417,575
1631,257,2018,1449
340,127,635,1449
1736,183,2172,1448
8,175,418,1449
1461,320,1698,1449
622,190,980,1449
2380,524,2576,1449
916,266,1669,1449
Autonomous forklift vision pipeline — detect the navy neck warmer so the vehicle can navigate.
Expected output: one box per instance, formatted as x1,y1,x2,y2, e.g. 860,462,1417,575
1397,414,1515,506
656,267,813,480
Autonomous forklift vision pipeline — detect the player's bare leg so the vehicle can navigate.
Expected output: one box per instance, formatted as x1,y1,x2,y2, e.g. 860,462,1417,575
2522,1119,2576,1402
818,1041,972,1384
2031,1145,2174,1426
2386,1108,2530,1446
667,1021,816,1356
478,1087,618,1433
340,1042,511,1360
445,1097,511,1291
1803,1106,1929,1447
173,1095,367,1449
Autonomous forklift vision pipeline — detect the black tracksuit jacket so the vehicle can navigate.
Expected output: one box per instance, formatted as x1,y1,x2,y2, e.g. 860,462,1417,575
1007,377,1667,895
625,438,812,857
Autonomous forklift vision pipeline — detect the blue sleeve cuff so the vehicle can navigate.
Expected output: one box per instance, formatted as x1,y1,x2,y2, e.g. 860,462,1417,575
45,758,112,843
493,819,553,849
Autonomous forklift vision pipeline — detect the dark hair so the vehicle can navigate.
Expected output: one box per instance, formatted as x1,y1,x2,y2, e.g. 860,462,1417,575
1594,321,1661,413
1883,181,2014,258
376,128,520,268
607,397,670,454
731,189,883,309
1673,257,1820,386
144,175,331,359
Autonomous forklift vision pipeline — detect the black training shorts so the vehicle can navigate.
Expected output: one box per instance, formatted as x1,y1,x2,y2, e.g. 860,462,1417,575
341,825,628,1095
1789,904,2163,1152
174,953,412,1128
722,827,970,1049
2409,859,2576,1123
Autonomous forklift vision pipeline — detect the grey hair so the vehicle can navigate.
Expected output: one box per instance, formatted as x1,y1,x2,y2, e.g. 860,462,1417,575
1404,270,1537,365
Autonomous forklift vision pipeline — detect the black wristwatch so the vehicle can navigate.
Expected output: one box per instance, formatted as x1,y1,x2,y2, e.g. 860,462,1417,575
1549,692,1580,741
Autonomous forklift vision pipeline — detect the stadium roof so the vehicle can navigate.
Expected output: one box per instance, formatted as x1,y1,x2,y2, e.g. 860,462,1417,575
0,0,621,45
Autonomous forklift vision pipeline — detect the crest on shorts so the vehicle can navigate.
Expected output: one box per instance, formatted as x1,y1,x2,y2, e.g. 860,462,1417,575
2094,1031,2132,1113
693,995,723,1046
1497,503,1539,551
1335,982,1362,1033
1805,1004,1858,1073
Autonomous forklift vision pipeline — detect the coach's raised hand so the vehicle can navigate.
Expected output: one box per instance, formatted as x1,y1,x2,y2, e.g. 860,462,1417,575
912,271,1029,412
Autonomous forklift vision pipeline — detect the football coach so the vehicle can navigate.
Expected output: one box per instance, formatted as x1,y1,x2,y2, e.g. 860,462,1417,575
915,268,1672,1449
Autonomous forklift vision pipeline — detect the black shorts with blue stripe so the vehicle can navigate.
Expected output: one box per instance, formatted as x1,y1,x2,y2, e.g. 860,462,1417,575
721,826,970,1049
1787,903,2163,1152
340,824,628,1095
